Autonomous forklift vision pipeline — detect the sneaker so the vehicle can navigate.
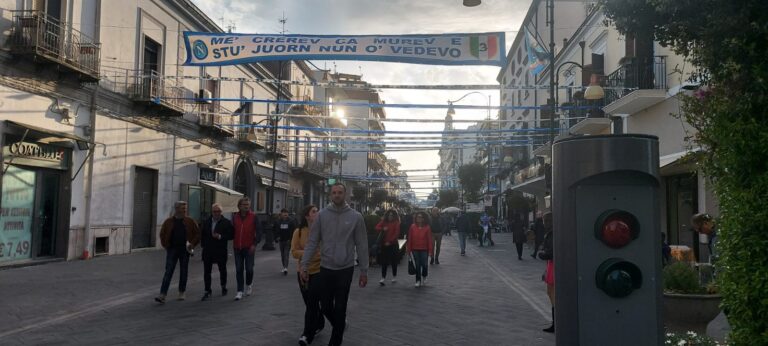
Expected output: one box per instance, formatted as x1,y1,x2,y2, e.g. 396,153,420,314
177,291,186,301
201,291,212,301
379,278,385,286
235,292,243,300
221,288,228,296
391,278,397,284
282,268,288,275
154,294,166,304
415,280,421,288
246,285,253,296
435,258,440,265
461,252,466,256
543,324,555,333
298,335,308,346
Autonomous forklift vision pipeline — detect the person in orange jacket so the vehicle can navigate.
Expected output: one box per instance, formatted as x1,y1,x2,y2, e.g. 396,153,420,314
375,209,401,286
407,211,433,288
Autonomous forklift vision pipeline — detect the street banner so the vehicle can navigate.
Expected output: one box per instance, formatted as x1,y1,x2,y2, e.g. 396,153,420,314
183,32,505,67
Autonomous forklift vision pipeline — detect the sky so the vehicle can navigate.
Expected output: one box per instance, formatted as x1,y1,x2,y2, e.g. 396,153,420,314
190,0,530,197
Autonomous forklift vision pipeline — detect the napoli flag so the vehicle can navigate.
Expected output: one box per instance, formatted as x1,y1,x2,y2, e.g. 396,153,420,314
469,34,500,61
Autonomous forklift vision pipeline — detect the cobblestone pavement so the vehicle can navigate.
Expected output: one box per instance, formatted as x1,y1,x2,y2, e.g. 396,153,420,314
0,232,727,345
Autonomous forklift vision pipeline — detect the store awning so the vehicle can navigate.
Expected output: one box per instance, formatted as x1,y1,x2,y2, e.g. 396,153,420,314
508,175,546,196
5,120,89,149
260,177,291,191
660,148,701,175
200,181,244,213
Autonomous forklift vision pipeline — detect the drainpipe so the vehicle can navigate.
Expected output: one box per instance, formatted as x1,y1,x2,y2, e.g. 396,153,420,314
82,86,98,259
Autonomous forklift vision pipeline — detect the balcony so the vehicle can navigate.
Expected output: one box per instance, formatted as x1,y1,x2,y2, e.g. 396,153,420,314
603,56,668,115
509,159,548,196
199,103,235,137
264,136,289,159
236,127,266,149
101,68,188,117
290,158,329,180
368,152,387,170
9,10,101,82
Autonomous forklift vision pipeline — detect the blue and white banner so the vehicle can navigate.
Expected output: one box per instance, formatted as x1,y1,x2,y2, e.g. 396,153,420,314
183,32,505,67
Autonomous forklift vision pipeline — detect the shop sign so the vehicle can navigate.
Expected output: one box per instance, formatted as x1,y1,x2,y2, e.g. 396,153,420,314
3,141,68,170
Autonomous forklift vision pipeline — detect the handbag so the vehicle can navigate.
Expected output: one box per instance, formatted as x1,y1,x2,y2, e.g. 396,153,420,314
407,252,416,275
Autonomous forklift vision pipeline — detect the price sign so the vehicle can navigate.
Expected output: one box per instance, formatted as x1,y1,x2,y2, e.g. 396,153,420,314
0,166,36,262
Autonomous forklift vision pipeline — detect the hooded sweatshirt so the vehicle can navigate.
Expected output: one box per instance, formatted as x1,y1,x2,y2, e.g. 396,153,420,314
301,202,369,274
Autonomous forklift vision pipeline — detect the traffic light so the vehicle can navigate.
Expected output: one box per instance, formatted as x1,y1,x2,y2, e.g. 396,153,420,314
553,135,662,346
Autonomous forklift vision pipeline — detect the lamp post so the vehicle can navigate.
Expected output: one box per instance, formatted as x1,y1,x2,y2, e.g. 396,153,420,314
447,91,493,209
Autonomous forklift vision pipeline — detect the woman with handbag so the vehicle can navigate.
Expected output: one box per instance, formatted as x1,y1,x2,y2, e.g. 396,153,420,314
407,211,434,288
291,205,326,346
375,209,401,286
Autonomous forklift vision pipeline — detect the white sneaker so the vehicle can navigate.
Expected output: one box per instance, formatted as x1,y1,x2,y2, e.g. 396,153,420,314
235,292,243,300
177,291,186,301
246,285,253,296
415,280,421,288
391,278,397,284
379,278,385,286
282,268,288,275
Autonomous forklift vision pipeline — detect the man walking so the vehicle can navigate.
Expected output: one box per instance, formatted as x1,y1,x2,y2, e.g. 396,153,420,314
300,183,368,346
429,207,444,264
155,201,200,304
232,197,261,301
200,203,233,300
274,208,297,275
530,214,545,259
478,212,492,247
455,211,470,256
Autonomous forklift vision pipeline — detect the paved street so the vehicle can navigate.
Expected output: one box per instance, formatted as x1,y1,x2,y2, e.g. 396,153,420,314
0,233,556,345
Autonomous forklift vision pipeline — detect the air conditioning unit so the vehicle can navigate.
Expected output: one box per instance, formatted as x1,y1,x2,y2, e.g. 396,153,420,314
197,89,212,104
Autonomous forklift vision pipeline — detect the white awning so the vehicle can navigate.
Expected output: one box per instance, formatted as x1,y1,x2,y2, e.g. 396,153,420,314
200,181,243,196
197,162,228,172
200,181,244,213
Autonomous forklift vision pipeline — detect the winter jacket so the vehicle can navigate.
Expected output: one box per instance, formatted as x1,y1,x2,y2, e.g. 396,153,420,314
301,203,369,274
159,216,200,249
375,219,401,245
274,218,297,243
291,226,321,274
407,224,434,256
232,211,261,250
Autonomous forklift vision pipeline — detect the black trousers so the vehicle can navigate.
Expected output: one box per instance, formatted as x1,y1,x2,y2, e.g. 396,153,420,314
319,266,354,346
380,244,399,278
514,242,524,258
298,272,327,338
203,254,227,292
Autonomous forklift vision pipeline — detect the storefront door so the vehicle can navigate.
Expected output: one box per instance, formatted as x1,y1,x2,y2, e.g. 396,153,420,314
34,170,60,257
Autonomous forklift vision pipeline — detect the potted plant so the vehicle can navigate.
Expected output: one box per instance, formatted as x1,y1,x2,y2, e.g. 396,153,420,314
663,262,722,334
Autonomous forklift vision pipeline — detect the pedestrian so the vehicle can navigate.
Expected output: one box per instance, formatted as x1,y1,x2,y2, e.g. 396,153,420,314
275,208,297,276
455,211,470,256
478,211,493,246
538,212,555,333
155,201,200,304
530,214,545,259
691,213,718,262
429,207,444,265
375,209,401,286
400,209,413,239
300,183,368,346
511,214,527,260
291,205,326,346
200,203,234,301
407,211,434,288
232,197,261,301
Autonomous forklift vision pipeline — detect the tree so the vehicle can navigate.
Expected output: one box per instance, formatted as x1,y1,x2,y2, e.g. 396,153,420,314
436,189,459,208
370,189,388,210
351,185,367,210
602,1,768,343
458,163,486,203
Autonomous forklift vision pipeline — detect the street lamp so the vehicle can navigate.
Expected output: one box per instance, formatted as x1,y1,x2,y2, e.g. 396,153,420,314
447,91,494,209
463,0,482,7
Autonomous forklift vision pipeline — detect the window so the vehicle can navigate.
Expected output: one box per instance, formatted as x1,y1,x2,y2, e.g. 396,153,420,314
143,37,161,74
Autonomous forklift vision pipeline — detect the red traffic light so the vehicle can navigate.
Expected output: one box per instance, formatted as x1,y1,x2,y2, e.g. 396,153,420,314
595,210,639,248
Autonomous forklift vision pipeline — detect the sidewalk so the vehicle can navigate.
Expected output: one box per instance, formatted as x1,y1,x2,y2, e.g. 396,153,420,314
0,234,557,345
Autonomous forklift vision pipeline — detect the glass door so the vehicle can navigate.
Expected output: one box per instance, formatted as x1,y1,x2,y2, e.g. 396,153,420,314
0,166,36,262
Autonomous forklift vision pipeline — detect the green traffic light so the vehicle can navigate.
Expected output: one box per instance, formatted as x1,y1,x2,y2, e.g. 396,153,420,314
596,258,643,298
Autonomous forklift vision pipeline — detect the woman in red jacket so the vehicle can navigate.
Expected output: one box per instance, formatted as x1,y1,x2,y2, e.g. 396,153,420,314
375,209,401,286
407,211,434,288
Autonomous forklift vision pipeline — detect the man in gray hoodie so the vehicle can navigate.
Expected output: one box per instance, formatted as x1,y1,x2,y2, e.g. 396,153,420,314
300,183,368,346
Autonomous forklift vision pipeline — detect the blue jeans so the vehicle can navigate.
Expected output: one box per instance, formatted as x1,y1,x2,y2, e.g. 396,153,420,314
233,248,255,292
458,232,467,253
160,247,190,295
412,250,429,281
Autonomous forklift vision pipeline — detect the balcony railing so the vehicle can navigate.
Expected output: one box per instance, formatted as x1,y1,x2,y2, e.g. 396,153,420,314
604,56,667,106
10,10,101,81
199,103,235,137
512,160,546,185
100,68,188,116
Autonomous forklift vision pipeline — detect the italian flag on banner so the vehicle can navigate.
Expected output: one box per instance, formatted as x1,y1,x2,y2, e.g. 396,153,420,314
470,35,499,61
